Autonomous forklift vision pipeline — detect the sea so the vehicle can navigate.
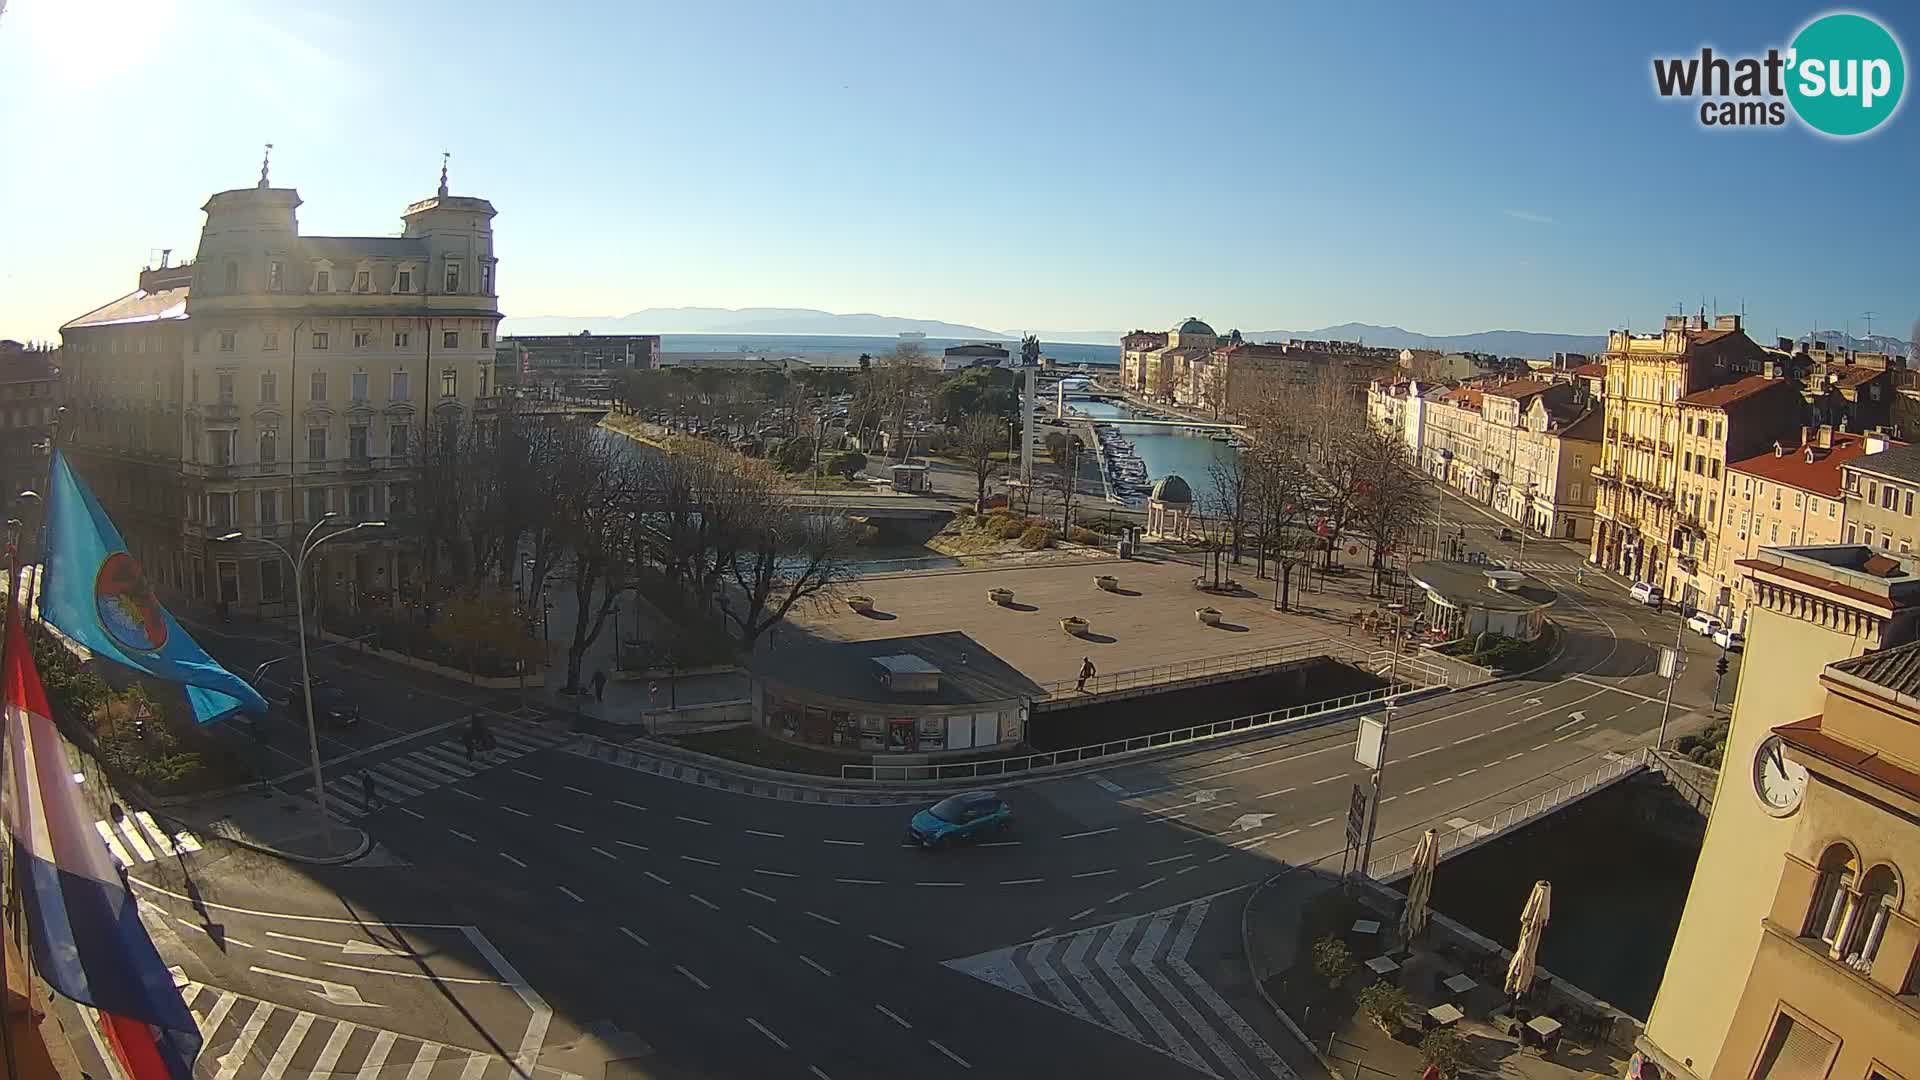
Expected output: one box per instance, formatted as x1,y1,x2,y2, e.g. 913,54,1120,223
659,334,1120,368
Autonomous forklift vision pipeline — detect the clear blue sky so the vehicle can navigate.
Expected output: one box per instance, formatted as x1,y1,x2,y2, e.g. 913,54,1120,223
2,0,1914,343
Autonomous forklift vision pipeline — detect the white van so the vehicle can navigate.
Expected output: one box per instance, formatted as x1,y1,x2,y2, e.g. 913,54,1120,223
1629,581,1663,607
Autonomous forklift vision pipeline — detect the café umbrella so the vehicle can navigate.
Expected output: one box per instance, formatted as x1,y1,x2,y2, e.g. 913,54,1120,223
1399,828,1440,944
1504,879,1552,1002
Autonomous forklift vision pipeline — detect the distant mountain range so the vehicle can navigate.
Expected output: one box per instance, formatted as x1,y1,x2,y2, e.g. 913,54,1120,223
502,307,1011,340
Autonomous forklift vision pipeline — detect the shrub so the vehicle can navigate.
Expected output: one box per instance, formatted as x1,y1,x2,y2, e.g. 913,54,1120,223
1311,935,1355,990
1419,1026,1466,1076
771,436,817,473
998,520,1028,540
1356,982,1409,1034
825,450,867,478
1068,525,1103,545
1018,524,1053,549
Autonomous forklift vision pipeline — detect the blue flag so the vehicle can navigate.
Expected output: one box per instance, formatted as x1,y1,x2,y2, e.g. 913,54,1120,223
42,451,268,723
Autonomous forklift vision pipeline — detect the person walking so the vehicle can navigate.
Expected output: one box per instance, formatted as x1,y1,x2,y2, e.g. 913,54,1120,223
591,669,608,703
1076,657,1096,692
359,769,381,810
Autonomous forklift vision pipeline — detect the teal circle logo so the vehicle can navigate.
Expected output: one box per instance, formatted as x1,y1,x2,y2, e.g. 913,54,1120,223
1787,12,1906,137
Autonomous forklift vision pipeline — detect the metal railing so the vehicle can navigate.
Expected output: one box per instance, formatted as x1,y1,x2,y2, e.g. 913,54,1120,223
1036,639,1364,701
1367,746,1652,879
842,680,1414,783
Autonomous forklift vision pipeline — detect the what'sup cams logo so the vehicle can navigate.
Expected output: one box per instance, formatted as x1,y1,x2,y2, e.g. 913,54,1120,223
1653,11,1906,136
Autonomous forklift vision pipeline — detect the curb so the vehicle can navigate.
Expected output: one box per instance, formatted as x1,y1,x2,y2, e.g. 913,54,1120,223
209,825,375,866
1241,868,1344,1080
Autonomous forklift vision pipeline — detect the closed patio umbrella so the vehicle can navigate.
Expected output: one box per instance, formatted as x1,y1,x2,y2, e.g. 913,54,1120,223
1400,828,1440,944
1505,879,1552,1003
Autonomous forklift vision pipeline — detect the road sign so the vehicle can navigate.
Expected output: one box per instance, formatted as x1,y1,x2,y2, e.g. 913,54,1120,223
1658,646,1678,679
1346,784,1369,848
1356,714,1387,769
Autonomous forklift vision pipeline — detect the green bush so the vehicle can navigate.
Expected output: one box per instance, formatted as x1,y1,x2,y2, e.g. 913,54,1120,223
1356,982,1409,1034
1018,524,1054,549
1311,935,1355,989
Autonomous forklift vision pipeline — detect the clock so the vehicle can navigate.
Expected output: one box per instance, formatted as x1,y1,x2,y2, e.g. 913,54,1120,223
1752,734,1808,816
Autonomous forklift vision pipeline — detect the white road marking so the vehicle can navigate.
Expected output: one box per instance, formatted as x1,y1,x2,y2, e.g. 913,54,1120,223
1277,827,1302,838
867,933,905,950
1433,777,1454,785
755,868,798,878
675,965,710,990
1207,852,1232,862
1072,868,1116,879
806,911,841,926
914,881,964,887
1177,865,1200,874
614,800,646,811
1000,877,1044,885
747,1018,788,1050
928,1039,972,1069
511,769,541,780
1138,875,1166,889
1070,907,1096,920
356,1030,397,1080
1455,733,1484,744
676,815,712,826
1531,742,1551,751
1309,817,1334,827
1407,747,1441,760
644,871,672,885
264,931,339,949
555,823,585,834
592,846,619,860
1313,774,1344,785
978,840,1021,847
821,838,862,846
616,840,650,852
1148,853,1192,866
501,806,532,818
1106,891,1134,904
397,807,426,820
741,888,777,902
1507,753,1526,760
558,886,584,903
1059,827,1117,839
449,829,476,843
799,955,833,977
311,1019,357,1078
1554,718,1583,732
749,925,779,944
1258,787,1297,799
745,829,784,838
1461,767,1479,775
874,1004,912,1029
448,788,483,801
1380,796,1399,804
1405,785,1427,795
681,855,720,866
810,1067,833,1080
500,853,528,869
1556,730,1581,741
1491,722,1518,733
689,893,719,911
264,948,306,963
565,785,593,795
620,927,649,947
836,877,883,885
211,999,273,1080
458,1052,491,1080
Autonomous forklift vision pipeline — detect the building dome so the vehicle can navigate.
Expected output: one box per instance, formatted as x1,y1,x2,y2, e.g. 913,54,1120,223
1150,474,1193,504
1173,317,1216,337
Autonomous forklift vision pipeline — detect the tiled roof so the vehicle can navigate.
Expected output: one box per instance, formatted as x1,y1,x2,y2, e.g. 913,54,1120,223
1843,441,1920,484
1772,715,1920,801
1553,408,1604,441
1730,433,1888,498
1572,362,1608,377
1688,328,1737,346
299,236,430,260
1832,638,1920,699
61,286,191,330
1482,378,1554,400
1677,374,1790,409
1822,365,1884,391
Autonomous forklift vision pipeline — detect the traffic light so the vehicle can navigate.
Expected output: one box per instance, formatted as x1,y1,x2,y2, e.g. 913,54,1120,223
1715,654,1730,678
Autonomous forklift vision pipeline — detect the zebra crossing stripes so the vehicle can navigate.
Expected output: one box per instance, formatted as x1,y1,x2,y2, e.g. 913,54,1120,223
946,899,1294,1080
179,980,583,1080
93,811,204,867
324,721,569,817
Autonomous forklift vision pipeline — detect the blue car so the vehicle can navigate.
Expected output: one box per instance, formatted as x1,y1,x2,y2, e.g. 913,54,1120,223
906,791,1012,849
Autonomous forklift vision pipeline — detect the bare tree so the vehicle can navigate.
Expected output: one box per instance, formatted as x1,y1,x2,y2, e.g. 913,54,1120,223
723,505,857,648
555,434,638,692
954,411,1008,510
1205,453,1250,566
1347,429,1430,596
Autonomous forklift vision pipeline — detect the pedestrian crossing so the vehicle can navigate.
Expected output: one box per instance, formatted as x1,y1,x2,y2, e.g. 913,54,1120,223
946,899,1295,1080
94,810,204,867
177,979,583,1080
323,720,571,818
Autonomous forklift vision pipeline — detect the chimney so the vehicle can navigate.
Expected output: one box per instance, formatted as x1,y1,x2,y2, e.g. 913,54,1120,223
1818,424,1834,449
1800,425,1811,447
1764,360,1778,380
1774,441,1786,458
1777,337,1794,351
159,248,171,269
1867,434,1889,455
1715,314,1743,332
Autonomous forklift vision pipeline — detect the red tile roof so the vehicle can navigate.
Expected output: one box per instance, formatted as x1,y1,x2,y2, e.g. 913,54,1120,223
1572,362,1608,378
1728,433,1891,498
1482,378,1554,400
1677,374,1790,409
1773,716,1920,802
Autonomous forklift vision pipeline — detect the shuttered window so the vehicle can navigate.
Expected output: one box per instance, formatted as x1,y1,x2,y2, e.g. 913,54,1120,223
1750,1013,1833,1080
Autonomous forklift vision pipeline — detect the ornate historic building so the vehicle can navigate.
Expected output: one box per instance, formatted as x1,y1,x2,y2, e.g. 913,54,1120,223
58,156,501,617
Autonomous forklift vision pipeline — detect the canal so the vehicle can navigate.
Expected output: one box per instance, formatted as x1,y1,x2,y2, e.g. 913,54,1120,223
1066,398,1237,504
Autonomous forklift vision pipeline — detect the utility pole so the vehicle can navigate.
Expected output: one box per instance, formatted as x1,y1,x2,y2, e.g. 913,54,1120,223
1655,620,1683,750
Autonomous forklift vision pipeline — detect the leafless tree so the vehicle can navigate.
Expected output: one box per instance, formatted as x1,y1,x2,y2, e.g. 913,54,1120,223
1205,453,1250,565
953,411,1008,510
555,434,639,692
723,506,857,648
1347,429,1431,596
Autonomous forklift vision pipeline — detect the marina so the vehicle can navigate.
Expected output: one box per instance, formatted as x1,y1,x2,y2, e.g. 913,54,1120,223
1062,397,1247,506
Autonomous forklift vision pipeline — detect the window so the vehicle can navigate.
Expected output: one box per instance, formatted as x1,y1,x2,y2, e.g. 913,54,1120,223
352,330,372,350
1769,523,1778,542
224,261,239,291
1794,492,1803,509
258,491,278,526
348,424,369,462
268,261,283,292
1714,420,1723,440
1886,485,1899,511
307,426,327,461
390,370,410,401
389,423,410,458
350,372,369,402
443,330,459,350
1706,498,1714,521
260,371,277,402
353,270,371,293
207,430,235,465
315,269,331,293
217,371,235,404
1907,491,1914,516
218,330,236,353
312,331,329,351
258,559,283,602
480,330,491,349
396,269,412,293
1750,1012,1834,1080
479,367,489,397
258,429,276,465
1850,524,1861,543
263,331,279,351
394,330,411,349
389,483,411,517
310,371,327,401
1830,500,1837,519
1869,480,1879,502
1683,451,1692,472
441,368,458,397
207,493,234,530
480,263,492,294
1810,497,1820,515
349,485,373,520
445,262,461,293
305,487,329,522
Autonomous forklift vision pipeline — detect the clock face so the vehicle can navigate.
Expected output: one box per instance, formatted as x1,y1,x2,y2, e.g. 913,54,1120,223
1753,735,1809,816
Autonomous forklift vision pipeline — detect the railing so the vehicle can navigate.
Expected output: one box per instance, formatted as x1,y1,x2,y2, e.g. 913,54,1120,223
1367,747,1651,879
1036,639,1354,701
843,682,1416,782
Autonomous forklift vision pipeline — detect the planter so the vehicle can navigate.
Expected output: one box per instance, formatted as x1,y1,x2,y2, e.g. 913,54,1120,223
847,595,875,614
1094,575,1119,592
1060,616,1090,637
987,588,1015,606
1196,606,1223,626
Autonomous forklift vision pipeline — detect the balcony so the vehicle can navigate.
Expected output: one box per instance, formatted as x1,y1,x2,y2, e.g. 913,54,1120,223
203,402,240,423
1658,441,1675,456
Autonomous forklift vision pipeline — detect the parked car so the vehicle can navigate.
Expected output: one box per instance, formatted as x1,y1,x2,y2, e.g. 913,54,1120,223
1713,628,1745,651
906,791,1012,849
284,682,362,728
1686,613,1724,636
1629,581,1663,607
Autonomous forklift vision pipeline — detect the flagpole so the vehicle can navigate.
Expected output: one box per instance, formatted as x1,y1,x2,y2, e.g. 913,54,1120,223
0,516,27,1080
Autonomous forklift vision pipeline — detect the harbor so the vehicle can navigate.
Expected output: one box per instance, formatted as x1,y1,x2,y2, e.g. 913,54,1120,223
1061,396,1246,506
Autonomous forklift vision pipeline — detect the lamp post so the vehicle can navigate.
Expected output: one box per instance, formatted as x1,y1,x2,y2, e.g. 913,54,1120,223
216,513,385,853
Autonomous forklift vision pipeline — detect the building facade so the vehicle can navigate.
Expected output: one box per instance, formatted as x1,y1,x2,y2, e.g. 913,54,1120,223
1665,375,1806,610
59,165,500,617
0,340,59,507
499,332,660,377
1640,545,1920,1080
1589,314,1773,598
1840,441,1920,558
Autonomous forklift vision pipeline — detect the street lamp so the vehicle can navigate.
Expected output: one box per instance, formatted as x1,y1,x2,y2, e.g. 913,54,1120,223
216,512,385,853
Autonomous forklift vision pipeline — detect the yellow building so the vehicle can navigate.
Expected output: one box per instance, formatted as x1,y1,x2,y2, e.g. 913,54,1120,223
1640,544,1920,1080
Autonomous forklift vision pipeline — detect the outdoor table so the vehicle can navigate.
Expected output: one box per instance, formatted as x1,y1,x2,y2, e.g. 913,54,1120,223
1350,919,1381,936
1443,973,1477,996
1364,955,1400,977
1425,1003,1463,1030
1527,1015,1564,1051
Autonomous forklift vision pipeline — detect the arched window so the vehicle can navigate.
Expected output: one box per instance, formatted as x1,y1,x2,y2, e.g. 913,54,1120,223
1844,864,1900,973
1806,843,1858,947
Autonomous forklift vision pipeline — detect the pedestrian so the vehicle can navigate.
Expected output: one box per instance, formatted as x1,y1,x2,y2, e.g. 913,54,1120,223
1076,657,1096,692
462,730,476,764
359,769,381,810
591,669,608,702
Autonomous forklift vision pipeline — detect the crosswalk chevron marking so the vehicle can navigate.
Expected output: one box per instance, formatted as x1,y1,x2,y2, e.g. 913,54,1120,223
323,719,568,818
945,899,1294,1080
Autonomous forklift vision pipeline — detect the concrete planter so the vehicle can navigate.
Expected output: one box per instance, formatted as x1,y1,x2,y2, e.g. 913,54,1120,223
1196,607,1223,626
987,588,1015,606
847,595,876,614
1094,575,1119,592
1060,616,1090,637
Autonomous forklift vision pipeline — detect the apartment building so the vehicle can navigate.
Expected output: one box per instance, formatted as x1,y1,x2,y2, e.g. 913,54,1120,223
0,340,59,506
1714,430,1888,631
1666,376,1806,610
59,163,500,616
1590,313,1773,599
1641,545,1920,1080
1841,441,1920,555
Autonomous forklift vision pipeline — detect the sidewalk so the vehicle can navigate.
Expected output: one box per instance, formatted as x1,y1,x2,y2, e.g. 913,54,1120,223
167,788,371,864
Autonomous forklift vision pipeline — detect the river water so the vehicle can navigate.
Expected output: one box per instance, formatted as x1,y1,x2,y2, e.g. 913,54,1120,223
1067,398,1237,504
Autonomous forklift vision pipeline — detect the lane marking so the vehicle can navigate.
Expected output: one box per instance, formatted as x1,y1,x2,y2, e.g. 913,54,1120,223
821,838,862,846
747,1017,788,1050
1554,719,1582,732
1070,907,1096,920
1277,827,1302,839
754,868,798,879
836,877,883,885
264,931,338,948
1405,785,1427,795
264,948,305,963
511,768,541,780
675,965,710,990
1309,817,1334,827
1106,891,1133,904
556,823,585,834
676,815,712,826
1380,796,1399,804
501,806,532,818
643,871,672,886
1148,854,1192,866
1531,742,1551,751
1313,775,1344,785
745,829,785,839
500,853,527,869
449,829,476,843
614,800,646,811
447,788,483,801
1455,733,1484,745
1460,767,1479,775
799,955,833,977
564,785,593,795
1177,865,1200,874
978,840,1021,847
689,894,719,911
592,846,619,860
810,1068,833,1080
1138,876,1166,889
397,807,426,820
1000,877,1044,885
1072,868,1117,879
1059,827,1116,840
1506,753,1526,761
321,961,506,985
558,886,584,903
806,911,841,926
1258,787,1297,799
616,840,650,852
875,1004,912,1029
749,924,779,943
682,855,721,867
1490,722,1518,734
928,1039,972,1069
619,927,649,947
1433,777,1454,785
741,888,778,903
866,933,905,950
914,881,964,888
1407,747,1441,759
1207,852,1232,862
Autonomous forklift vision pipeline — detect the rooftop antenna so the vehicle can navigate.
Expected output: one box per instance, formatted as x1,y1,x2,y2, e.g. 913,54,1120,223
1862,311,1878,340
257,142,273,189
